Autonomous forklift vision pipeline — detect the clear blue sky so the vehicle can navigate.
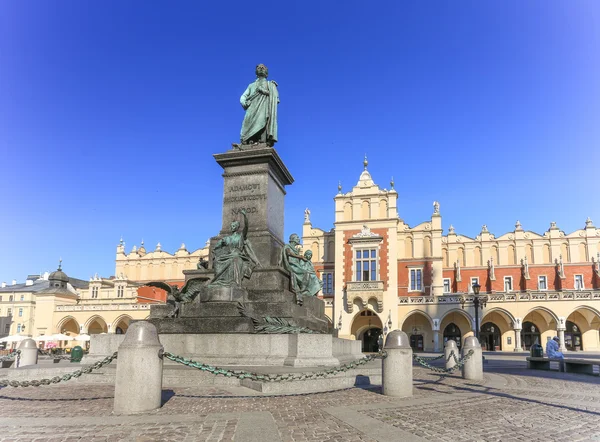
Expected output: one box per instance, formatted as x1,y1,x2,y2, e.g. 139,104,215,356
1,2,599,282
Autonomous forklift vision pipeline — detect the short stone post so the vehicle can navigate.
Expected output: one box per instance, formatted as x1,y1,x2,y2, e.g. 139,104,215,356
16,339,38,368
462,336,483,381
114,321,164,415
382,330,413,397
444,339,458,371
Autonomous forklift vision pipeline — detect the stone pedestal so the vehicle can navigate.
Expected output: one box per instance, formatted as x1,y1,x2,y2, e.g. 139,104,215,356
148,145,331,335
212,144,293,267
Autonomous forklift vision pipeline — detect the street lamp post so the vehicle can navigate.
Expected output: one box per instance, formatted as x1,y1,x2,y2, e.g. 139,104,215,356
460,283,487,343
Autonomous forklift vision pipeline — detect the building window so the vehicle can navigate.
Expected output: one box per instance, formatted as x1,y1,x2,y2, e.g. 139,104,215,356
4,324,9,333
117,286,124,298
7,308,12,317
18,308,23,317
0,296,2,301
20,295,24,301
9,295,13,302
469,277,479,293
409,268,423,292
16,324,21,333
355,249,377,282
443,278,451,294
538,276,547,291
504,276,513,292
92,287,99,299
574,275,584,291
321,272,334,295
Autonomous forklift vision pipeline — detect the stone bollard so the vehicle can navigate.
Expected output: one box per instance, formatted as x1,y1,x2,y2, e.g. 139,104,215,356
444,339,458,371
114,321,164,415
17,339,38,368
382,330,413,397
461,336,483,381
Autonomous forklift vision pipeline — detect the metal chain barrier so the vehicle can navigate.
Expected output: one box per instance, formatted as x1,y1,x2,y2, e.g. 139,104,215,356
413,350,474,374
163,350,387,383
415,354,445,362
0,352,117,388
0,351,20,363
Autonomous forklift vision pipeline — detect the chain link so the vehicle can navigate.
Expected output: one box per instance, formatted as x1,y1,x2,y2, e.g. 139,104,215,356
163,350,387,383
0,352,117,388
413,350,474,374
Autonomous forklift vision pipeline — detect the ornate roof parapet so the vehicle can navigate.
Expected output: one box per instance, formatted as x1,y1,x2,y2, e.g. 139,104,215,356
585,217,595,229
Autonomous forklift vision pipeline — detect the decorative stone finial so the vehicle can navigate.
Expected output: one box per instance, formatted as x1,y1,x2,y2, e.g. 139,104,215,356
448,225,455,234
515,220,522,230
156,242,162,251
433,201,440,215
58,258,62,271
337,181,342,194
180,243,186,250
141,239,144,246
304,208,311,223
585,217,594,228
550,221,558,229
132,245,137,252
363,154,368,170
481,224,488,233
390,176,395,190
119,236,124,245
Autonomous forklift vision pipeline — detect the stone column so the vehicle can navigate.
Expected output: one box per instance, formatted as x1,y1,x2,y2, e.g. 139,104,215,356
513,328,522,352
16,339,38,368
558,329,567,353
557,316,567,352
432,319,441,352
444,339,458,371
114,321,164,415
462,336,483,381
382,330,413,397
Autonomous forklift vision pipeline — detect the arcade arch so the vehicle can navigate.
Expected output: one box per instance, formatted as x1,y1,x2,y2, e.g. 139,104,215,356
86,316,108,334
521,307,558,350
566,306,600,351
401,310,434,352
57,316,80,336
113,315,133,335
481,308,514,351
350,309,383,352
439,309,473,349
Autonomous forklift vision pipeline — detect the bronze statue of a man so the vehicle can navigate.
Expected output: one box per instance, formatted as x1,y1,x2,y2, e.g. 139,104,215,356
239,64,279,147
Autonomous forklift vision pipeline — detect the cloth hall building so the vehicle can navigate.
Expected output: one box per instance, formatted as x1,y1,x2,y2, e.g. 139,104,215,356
302,160,600,353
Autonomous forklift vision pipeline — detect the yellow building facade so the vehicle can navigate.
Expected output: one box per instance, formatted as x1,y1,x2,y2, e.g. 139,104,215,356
303,160,600,353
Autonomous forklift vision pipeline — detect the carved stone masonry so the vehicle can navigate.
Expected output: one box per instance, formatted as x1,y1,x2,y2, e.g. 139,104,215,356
521,256,530,280
488,257,496,280
593,252,600,276
455,259,462,282
555,254,566,279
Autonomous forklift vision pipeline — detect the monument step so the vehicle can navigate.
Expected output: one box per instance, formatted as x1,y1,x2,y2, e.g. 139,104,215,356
148,317,254,334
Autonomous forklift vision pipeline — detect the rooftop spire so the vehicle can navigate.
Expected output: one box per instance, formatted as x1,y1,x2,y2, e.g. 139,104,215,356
58,257,62,271
363,154,368,170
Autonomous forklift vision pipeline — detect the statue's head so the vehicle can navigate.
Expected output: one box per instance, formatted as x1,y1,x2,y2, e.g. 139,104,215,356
304,250,313,261
289,233,300,245
230,220,240,232
256,64,269,78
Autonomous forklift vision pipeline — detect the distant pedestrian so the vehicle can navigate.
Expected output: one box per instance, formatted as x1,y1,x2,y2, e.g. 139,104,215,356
546,336,564,359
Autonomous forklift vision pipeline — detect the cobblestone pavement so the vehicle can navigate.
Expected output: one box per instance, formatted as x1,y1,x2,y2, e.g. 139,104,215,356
2,367,600,441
